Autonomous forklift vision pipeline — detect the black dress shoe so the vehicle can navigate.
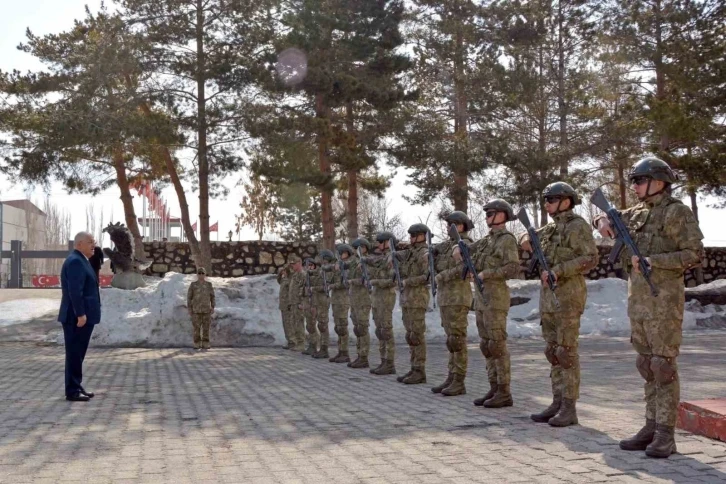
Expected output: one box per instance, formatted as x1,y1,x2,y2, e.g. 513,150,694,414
66,393,90,402
80,389,95,398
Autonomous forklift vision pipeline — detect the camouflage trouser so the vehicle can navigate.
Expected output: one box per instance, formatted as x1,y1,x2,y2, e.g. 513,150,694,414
351,304,371,358
289,306,306,348
476,309,510,386
402,307,426,371
631,317,682,426
331,304,350,352
280,309,292,344
541,312,580,401
303,302,319,351
440,305,469,377
314,300,330,347
192,313,211,347
373,296,396,363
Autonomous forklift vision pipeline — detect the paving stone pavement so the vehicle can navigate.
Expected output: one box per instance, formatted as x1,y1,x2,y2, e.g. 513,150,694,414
1,332,726,484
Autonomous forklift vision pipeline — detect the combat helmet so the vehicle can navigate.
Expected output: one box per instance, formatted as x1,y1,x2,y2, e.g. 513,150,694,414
482,199,515,221
628,157,678,184
336,243,354,257
318,249,336,263
376,231,397,246
445,210,475,231
407,223,430,236
304,257,317,268
351,237,372,252
542,182,581,206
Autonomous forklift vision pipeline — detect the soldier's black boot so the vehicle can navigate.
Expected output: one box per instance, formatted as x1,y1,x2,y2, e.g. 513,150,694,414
397,369,413,383
328,351,340,362
441,374,466,396
302,343,313,356
403,369,426,384
350,356,369,369
474,381,498,406
313,345,329,359
548,398,578,427
432,373,453,394
370,361,384,374
620,419,656,451
531,393,562,423
332,351,350,364
347,357,359,368
373,359,395,375
645,424,677,458
483,384,513,408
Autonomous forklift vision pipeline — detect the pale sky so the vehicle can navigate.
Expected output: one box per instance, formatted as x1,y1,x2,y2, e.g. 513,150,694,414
1,0,724,247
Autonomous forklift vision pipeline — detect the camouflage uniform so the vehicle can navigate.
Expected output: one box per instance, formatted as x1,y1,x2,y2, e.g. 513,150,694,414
347,255,372,367
599,193,703,450
277,268,293,348
311,264,332,358
368,251,397,374
187,276,215,349
398,240,430,383
328,252,351,363
525,208,598,424
470,226,520,405
288,268,307,351
304,265,325,357
433,229,474,395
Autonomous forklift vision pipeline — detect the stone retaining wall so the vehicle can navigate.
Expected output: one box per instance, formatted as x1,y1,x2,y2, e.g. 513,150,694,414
143,241,317,277
143,241,726,286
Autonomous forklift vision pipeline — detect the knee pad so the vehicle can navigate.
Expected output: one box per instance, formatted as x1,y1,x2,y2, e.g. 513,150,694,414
381,327,393,341
480,339,492,358
334,326,343,337
375,327,382,340
636,354,654,382
488,340,506,359
353,325,366,337
447,335,465,352
651,356,677,384
409,332,422,347
555,345,574,369
404,331,413,346
544,343,559,366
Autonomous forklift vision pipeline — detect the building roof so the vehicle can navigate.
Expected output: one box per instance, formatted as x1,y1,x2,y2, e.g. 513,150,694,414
1,199,46,217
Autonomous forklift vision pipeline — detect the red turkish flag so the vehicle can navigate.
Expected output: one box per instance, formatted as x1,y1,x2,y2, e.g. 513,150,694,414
210,221,219,232
192,221,197,231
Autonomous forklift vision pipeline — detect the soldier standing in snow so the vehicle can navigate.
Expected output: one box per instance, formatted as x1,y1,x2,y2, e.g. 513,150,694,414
187,267,216,350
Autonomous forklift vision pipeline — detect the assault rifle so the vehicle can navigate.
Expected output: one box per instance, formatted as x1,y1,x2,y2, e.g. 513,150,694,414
321,265,330,297
389,239,405,294
304,260,313,307
591,188,659,296
517,208,560,309
447,223,485,297
335,252,349,289
426,231,438,308
357,246,373,293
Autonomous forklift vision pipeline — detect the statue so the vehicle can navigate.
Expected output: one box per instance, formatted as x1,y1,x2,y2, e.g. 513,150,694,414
103,222,150,289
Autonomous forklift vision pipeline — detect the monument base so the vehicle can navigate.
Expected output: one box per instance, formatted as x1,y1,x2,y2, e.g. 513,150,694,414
677,399,726,442
111,272,146,290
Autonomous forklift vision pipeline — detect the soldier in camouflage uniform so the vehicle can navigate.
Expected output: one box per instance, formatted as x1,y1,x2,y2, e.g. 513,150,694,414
468,200,520,408
277,264,294,349
347,238,373,369
312,250,335,359
432,211,474,396
328,244,353,363
595,158,703,458
301,258,320,355
367,233,398,375
520,182,598,427
287,255,307,352
395,223,431,385
187,267,215,350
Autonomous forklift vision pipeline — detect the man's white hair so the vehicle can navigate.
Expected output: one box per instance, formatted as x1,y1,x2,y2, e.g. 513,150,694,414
74,231,94,246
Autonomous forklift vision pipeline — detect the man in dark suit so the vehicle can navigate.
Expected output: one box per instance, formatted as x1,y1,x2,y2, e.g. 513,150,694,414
58,232,102,402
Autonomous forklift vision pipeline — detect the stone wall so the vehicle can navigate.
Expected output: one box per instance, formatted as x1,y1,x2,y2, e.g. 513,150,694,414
143,241,317,277
520,244,726,286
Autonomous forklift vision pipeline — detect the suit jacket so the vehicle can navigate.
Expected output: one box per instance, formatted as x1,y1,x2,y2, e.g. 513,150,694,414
58,250,102,326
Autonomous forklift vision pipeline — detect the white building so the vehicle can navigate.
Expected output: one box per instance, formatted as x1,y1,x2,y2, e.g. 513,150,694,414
0,200,48,287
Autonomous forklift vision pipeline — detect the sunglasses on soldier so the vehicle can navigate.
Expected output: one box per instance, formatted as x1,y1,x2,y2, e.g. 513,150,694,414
485,210,498,218
544,196,562,204
631,176,650,186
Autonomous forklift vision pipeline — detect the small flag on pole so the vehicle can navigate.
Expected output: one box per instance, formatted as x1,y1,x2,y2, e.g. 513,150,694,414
210,221,219,232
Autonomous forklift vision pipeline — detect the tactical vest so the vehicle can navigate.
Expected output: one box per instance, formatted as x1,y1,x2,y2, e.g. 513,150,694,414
624,196,682,258
474,230,517,272
539,211,586,269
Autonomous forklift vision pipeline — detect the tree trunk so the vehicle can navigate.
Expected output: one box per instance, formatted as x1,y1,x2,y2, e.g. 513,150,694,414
112,148,146,263
452,25,469,213
617,153,627,209
316,94,335,249
557,0,568,177
196,0,212,272
653,0,670,155
346,103,359,239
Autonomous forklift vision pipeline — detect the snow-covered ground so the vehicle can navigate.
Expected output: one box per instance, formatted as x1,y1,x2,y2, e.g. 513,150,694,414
0,299,60,328
77,273,726,347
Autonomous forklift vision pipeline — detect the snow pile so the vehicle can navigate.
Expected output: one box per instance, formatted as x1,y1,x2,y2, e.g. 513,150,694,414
0,299,60,327
80,273,725,347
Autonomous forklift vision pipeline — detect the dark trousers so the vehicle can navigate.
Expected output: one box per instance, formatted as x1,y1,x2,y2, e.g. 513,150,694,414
62,323,94,397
